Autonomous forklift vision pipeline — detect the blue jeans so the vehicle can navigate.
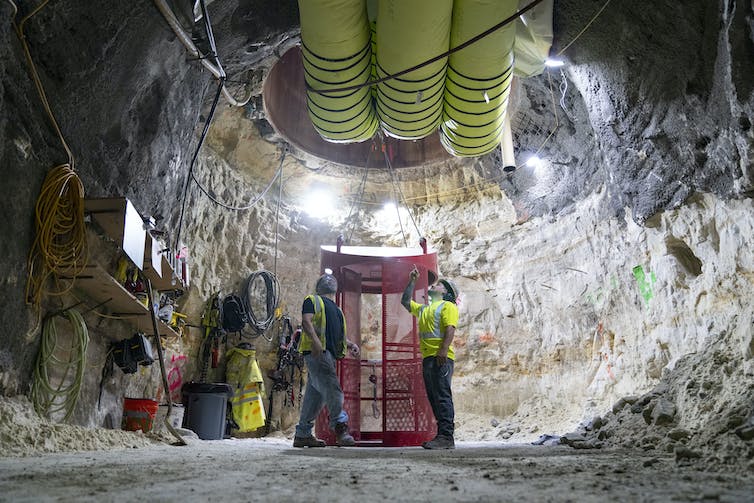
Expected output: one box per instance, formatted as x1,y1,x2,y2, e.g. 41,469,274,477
295,351,349,437
423,356,454,439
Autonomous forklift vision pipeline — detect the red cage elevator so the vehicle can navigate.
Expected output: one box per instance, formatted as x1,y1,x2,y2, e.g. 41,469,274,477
314,244,439,446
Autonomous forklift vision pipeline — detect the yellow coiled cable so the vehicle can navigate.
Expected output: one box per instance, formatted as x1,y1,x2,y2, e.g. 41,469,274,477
25,164,87,306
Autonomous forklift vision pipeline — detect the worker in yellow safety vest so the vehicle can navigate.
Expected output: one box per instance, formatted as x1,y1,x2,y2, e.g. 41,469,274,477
401,267,459,449
293,272,360,447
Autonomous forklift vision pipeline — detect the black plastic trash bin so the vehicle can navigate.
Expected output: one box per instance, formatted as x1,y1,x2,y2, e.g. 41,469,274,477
181,382,233,440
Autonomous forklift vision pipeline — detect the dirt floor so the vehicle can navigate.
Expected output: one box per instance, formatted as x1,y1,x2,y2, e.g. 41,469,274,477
1,437,753,502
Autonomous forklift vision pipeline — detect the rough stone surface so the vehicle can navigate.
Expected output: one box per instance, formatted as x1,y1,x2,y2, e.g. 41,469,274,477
1,0,753,489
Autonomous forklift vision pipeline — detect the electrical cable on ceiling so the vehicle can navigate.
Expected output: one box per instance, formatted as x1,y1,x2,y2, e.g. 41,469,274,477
308,0,546,95
174,78,225,253
556,0,613,57
173,72,286,250
153,0,250,106
243,270,280,340
30,309,89,421
198,0,224,78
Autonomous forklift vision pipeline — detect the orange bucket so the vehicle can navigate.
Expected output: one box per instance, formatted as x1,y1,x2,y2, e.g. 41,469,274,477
122,398,159,432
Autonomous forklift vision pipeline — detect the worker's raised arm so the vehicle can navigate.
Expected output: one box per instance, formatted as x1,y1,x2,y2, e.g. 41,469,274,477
401,267,420,311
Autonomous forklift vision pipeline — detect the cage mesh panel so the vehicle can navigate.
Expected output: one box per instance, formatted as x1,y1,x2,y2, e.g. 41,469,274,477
383,272,434,438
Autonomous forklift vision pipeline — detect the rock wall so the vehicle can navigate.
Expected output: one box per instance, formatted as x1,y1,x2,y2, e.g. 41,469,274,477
1,0,753,468
429,191,754,440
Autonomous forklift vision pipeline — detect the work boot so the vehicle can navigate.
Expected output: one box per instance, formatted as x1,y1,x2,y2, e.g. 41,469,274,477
334,422,356,447
293,435,326,448
422,436,455,450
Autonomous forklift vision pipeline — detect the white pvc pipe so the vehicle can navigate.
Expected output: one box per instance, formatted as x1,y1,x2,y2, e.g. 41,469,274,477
500,115,516,171
153,0,250,106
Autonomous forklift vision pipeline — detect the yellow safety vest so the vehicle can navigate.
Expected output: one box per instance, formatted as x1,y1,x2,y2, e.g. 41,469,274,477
411,300,458,360
298,295,347,359
225,347,266,432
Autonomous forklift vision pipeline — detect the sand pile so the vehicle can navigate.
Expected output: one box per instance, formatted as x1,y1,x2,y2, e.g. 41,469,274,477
560,332,754,473
0,395,158,457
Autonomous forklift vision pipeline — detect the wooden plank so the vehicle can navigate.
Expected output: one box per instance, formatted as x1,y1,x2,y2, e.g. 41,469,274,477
74,264,179,337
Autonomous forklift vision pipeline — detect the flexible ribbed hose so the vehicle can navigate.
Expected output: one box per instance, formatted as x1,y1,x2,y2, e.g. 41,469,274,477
440,0,517,157
299,0,378,142
30,309,89,421
376,0,453,140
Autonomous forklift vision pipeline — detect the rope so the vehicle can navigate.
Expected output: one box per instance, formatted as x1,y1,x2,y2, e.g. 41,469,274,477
243,270,280,339
344,140,375,243
14,0,72,166
191,147,285,211
386,157,408,248
382,145,422,240
556,0,613,56
13,1,88,306
30,309,89,421
273,148,286,276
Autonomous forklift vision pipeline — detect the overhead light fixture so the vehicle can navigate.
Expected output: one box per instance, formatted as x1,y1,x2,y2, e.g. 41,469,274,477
545,58,565,68
383,202,396,212
304,189,335,219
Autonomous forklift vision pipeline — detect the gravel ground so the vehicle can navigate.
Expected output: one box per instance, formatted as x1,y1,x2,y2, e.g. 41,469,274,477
1,437,752,502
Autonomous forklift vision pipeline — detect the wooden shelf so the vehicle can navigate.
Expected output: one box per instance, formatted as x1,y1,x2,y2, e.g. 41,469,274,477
73,264,179,338
81,197,186,338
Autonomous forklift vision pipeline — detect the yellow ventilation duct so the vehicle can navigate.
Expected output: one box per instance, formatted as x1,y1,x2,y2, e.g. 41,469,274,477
375,0,453,140
299,0,378,143
439,0,518,157
295,0,553,158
